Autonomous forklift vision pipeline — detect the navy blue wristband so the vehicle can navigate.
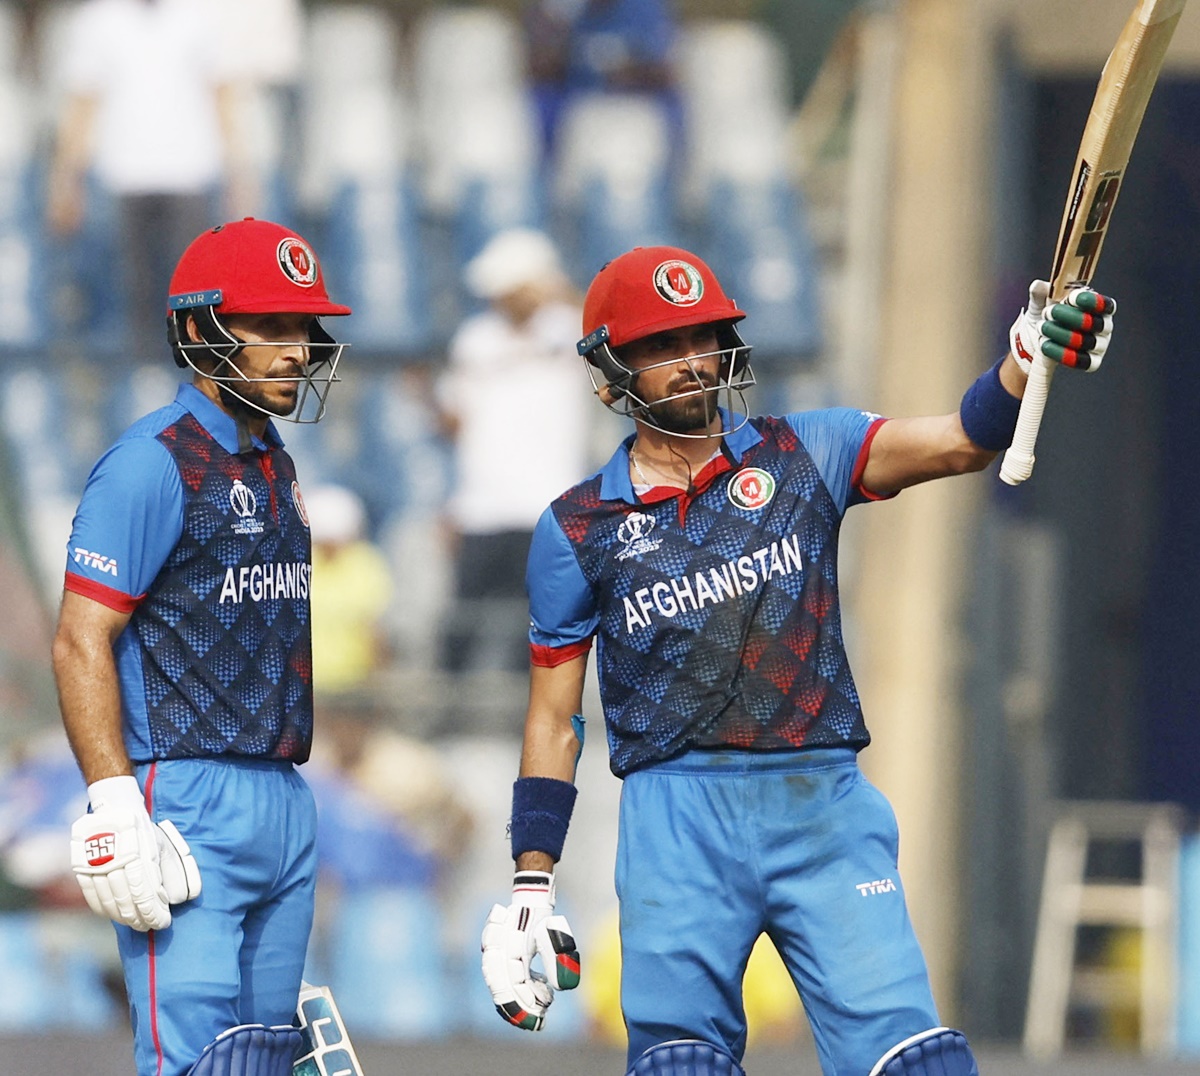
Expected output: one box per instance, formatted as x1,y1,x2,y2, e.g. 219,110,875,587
959,359,1022,452
510,776,578,861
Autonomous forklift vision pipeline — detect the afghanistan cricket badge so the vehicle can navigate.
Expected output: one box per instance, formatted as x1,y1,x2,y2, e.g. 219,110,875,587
727,467,775,510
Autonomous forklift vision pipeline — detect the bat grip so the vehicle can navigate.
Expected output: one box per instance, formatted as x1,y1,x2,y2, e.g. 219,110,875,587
999,355,1057,486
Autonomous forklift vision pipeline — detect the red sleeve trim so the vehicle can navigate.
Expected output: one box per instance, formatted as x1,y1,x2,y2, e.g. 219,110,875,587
851,417,898,502
64,572,144,614
530,639,593,668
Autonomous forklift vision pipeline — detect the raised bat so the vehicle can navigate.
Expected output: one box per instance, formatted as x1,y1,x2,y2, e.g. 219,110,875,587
999,0,1187,485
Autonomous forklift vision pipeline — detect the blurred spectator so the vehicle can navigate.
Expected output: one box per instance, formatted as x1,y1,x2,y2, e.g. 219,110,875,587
307,484,394,699
435,228,591,679
0,732,88,910
523,0,682,159
303,716,473,1036
44,0,249,358
212,0,306,190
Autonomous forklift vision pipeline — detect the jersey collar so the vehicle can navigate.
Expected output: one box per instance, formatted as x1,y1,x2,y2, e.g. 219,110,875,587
598,410,763,503
175,383,285,455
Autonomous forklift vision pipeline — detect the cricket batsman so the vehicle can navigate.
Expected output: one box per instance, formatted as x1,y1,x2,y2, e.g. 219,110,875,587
480,246,1115,1074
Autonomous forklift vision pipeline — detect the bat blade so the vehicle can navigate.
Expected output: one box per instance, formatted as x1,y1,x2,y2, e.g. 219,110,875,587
999,0,1186,486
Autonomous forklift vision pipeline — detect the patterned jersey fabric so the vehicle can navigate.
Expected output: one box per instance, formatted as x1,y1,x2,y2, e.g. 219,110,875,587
65,384,314,762
529,409,888,777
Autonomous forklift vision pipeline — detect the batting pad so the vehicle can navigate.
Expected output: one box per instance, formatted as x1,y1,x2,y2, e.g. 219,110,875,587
185,1023,302,1076
868,1027,979,1076
293,981,366,1076
628,1038,745,1076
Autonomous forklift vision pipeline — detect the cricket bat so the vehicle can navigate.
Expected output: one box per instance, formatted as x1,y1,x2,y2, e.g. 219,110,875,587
999,0,1187,486
293,982,366,1076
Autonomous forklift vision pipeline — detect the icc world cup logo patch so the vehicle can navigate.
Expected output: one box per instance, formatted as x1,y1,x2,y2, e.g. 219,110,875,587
653,260,704,306
727,467,775,510
277,238,318,287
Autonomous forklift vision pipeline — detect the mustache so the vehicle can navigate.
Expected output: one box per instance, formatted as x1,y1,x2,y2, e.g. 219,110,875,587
666,371,718,395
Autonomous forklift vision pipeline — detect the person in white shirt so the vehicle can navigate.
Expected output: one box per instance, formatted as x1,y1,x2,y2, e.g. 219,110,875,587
45,0,247,359
435,228,595,681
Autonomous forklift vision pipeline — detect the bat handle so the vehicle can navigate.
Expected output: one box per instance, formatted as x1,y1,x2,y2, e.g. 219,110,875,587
999,354,1057,486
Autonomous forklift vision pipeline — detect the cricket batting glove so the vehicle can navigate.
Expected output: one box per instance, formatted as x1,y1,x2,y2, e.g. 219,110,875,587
70,775,200,932
481,871,580,1031
1010,278,1116,375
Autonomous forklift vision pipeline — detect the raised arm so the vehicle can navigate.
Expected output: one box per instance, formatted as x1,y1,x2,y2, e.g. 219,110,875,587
862,279,1116,495
861,354,1027,494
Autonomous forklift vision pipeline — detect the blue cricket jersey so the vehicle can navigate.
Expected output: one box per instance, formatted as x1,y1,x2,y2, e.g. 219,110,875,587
64,384,314,763
528,408,890,777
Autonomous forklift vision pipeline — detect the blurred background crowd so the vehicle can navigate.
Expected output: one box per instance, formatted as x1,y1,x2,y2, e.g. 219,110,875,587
2,0,1200,1065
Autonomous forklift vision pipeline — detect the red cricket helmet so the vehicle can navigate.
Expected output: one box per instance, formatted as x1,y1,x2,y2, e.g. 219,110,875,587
580,245,745,348
576,246,754,434
166,219,351,424
168,217,351,317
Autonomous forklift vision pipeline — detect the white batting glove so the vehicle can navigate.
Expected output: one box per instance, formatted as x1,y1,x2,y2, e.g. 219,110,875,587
156,819,202,905
481,871,580,1031
70,776,200,932
1010,279,1116,375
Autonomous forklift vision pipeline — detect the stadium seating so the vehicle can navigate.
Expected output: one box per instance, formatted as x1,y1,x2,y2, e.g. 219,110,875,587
411,5,543,326
301,5,432,357
0,8,47,356
678,20,822,358
553,92,680,280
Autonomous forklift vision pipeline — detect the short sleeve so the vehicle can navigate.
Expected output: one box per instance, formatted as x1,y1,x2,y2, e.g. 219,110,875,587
784,408,888,514
526,505,599,649
64,435,185,609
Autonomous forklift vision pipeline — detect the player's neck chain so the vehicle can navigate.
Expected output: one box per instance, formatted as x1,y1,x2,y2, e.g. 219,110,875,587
629,444,657,487
630,442,717,491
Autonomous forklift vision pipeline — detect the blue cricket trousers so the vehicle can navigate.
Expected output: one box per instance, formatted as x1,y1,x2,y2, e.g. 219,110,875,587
116,758,318,1076
616,748,940,1075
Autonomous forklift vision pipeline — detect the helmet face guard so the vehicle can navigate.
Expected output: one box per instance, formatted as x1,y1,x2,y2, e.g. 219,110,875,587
577,246,755,438
578,320,755,437
167,300,346,425
166,219,351,425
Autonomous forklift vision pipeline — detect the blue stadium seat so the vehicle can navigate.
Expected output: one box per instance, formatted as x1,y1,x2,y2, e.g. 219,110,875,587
325,887,450,1038
674,20,821,359
552,93,680,281
0,76,49,355
0,913,120,1030
412,7,542,325
351,369,452,528
298,11,432,359
700,178,822,358
320,173,432,358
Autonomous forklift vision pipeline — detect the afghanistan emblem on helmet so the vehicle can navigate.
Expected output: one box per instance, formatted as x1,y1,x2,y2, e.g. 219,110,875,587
653,260,704,306
277,238,318,287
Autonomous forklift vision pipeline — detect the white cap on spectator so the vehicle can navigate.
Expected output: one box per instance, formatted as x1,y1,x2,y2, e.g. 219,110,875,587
306,484,366,545
464,228,563,299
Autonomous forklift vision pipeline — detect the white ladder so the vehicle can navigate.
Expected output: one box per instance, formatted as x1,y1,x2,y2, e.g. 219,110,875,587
1023,800,1184,1058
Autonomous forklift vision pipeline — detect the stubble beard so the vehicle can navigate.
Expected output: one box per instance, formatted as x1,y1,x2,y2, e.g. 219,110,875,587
218,373,301,419
644,380,721,434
